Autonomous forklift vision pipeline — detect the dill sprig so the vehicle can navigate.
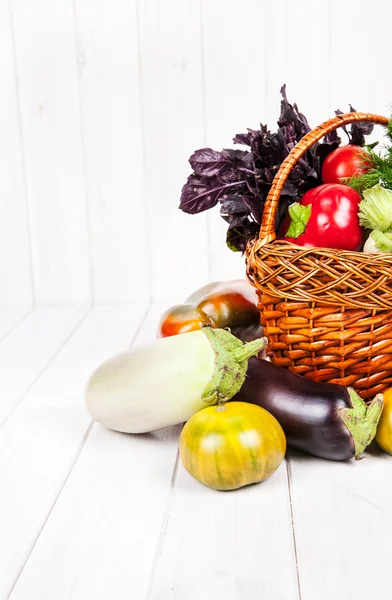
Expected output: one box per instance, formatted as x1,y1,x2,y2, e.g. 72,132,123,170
346,119,392,192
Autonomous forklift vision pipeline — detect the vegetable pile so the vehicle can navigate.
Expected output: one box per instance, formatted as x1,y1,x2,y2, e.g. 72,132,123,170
179,85,375,252
85,92,392,492
180,85,392,259
85,278,391,492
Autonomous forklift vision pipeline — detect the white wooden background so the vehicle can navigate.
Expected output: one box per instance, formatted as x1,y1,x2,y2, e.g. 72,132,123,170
2,0,392,311
2,1,392,599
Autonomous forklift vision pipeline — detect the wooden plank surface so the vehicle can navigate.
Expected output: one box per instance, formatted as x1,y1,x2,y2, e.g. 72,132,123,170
74,0,149,304
149,461,299,600
0,2,33,306
0,306,89,426
0,307,31,342
11,0,91,305
138,0,209,303
8,305,180,600
288,448,392,600
0,304,146,599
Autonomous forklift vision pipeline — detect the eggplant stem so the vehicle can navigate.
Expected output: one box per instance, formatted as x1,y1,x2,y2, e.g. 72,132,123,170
231,337,268,363
338,389,384,460
201,329,268,405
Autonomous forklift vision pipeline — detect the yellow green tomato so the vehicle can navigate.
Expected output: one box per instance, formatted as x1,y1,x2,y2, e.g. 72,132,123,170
179,401,286,491
376,388,392,454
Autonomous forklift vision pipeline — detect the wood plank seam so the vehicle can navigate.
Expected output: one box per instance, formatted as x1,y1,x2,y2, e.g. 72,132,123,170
8,0,35,306
135,0,153,305
0,307,92,430
0,309,33,345
199,0,212,283
286,458,303,600
5,421,94,600
327,0,332,116
146,437,182,600
71,0,94,305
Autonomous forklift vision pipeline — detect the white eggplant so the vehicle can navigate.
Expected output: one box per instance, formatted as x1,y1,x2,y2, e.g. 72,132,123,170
85,328,267,434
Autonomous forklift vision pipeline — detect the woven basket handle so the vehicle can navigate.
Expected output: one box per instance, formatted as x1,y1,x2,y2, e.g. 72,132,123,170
259,112,389,244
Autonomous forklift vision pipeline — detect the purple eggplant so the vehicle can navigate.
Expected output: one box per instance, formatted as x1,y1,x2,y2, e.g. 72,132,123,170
234,358,384,461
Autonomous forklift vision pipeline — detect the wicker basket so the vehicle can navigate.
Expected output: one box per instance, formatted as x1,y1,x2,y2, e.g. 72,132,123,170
245,112,392,399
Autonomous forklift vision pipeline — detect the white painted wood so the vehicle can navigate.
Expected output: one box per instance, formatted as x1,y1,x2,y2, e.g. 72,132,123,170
288,449,392,600
0,303,146,599
201,1,331,283
202,0,266,282
2,0,392,308
74,0,149,304
8,305,180,600
202,1,266,150
11,0,91,305
9,423,181,600
0,306,89,426
0,306,30,342
138,0,209,304
0,2,33,306
149,462,299,600
330,0,392,145
264,1,331,128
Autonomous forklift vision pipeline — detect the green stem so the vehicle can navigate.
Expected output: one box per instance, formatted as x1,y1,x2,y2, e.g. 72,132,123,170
232,337,268,362
338,388,384,460
201,328,267,405
286,203,312,238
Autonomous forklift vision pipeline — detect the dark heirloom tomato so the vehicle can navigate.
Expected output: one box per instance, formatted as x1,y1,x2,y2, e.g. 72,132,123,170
321,145,369,184
158,305,207,337
158,280,263,343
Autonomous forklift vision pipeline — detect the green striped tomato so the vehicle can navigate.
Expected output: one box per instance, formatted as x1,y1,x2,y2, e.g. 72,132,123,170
179,401,286,491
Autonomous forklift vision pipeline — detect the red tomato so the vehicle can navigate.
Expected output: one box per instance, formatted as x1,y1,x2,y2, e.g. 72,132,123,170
321,145,368,184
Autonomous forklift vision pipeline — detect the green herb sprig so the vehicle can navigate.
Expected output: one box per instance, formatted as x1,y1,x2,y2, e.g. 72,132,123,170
346,119,392,192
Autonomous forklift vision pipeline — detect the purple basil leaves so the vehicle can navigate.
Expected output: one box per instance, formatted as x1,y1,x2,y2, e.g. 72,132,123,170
179,88,373,252
334,106,374,146
189,148,231,178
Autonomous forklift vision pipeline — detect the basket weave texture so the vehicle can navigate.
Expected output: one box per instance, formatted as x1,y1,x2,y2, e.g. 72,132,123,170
246,112,392,399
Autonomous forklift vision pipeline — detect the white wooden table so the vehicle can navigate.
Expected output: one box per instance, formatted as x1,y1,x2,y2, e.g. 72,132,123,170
1,303,391,600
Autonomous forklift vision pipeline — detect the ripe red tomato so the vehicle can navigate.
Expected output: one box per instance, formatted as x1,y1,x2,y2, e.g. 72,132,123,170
321,145,368,184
